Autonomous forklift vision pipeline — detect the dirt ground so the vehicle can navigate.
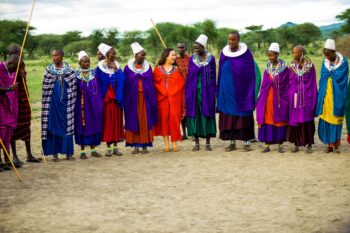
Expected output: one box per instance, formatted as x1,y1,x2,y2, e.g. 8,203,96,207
1,119,350,233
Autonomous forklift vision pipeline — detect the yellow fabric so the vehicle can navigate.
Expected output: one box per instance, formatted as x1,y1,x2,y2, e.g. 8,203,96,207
319,78,344,125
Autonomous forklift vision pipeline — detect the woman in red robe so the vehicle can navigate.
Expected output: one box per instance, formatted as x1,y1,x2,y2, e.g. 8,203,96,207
153,48,185,152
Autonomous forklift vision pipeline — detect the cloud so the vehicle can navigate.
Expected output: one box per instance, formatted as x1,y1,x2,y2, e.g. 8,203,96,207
0,0,349,35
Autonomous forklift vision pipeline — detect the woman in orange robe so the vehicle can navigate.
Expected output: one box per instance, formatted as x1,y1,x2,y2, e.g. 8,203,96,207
153,48,185,152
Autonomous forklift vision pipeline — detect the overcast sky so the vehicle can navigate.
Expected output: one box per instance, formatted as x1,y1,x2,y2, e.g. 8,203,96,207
0,0,349,35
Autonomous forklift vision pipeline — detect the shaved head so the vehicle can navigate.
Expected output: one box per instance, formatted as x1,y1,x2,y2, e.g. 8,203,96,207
8,44,21,56
293,45,305,54
6,54,20,73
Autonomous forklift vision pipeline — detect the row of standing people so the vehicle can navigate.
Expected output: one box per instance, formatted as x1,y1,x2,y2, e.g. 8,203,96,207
0,33,349,167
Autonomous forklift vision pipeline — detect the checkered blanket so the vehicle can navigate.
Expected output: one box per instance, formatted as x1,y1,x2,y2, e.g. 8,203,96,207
41,64,77,140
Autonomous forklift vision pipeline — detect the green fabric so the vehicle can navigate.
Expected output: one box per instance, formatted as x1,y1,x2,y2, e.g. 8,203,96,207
346,80,350,134
187,73,216,138
254,61,262,102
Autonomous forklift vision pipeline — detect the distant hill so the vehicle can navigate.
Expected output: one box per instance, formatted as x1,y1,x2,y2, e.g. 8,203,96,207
278,21,345,36
319,22,345,36
279,22,297,28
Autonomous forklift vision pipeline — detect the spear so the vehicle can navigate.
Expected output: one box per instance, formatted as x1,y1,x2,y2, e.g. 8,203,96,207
151,19,167,49
0,139,22,182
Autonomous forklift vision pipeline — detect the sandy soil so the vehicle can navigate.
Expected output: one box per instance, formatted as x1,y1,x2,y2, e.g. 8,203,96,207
0,118,350,233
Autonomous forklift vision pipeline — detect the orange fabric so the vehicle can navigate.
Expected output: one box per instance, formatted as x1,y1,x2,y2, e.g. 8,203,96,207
125,79,154,144
153,65,185,142
102,85,125,143
329,141,341,147
264,76,287,127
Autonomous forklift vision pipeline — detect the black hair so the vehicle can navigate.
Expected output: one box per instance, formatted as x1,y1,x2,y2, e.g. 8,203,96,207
8,44,21,56
229,31,240,40
157,48,177,66
53,49,64,57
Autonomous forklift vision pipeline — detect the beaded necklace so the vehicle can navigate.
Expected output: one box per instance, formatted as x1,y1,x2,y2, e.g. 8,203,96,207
47,62,71,75
77,67,94,85
193,51,212,66
266,59,286,77
290,57,313,76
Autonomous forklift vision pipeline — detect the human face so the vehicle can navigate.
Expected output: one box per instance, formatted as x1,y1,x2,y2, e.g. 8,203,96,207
7,60,19,73
323,49,337,62
135,50,146,64
268,51,278,64
292,47,302,62
228,34,239,51
97,50,105,61
106,48,116,62
194,43,205,56
79,56,90,69
166,50,176,65
177,43,186,57
52,50,63,66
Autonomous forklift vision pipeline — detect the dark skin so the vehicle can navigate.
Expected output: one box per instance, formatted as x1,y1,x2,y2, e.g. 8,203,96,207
194,42,205,57
193,43,211,149
0,58,18,92
323,49,337,62
268,51,279,65
228,34,239,52
177,43,187,58
104,48,120,151
1,57,19,166
135,50,146,65
79,56,90,69
292,45,306,67
106,48,117,70
97,50,105,62
177,43,188,139
78,56,96,152
52,50,64,67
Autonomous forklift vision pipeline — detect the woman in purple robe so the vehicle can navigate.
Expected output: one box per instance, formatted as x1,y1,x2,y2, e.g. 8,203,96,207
217,31,256,152
74,51,103,159
287,45,317,154
186,34,217,151
0,55,19,171
256,43,289,153
124,42,158,154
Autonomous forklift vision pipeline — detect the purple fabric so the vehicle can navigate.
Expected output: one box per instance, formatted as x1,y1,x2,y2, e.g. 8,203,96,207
256,66,289,125
123,65,158,132
217,49,255,112
0,62,18,128
258,124,287,144
186,55,216,117
288,65,317,126
75,77,103,136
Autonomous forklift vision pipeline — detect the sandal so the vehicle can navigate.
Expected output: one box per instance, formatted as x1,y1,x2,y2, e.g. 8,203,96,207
291,146,299,153
132,148,140,154
66,155,75,161
113,148,123,156
80,153,88,159
305,146,312,154
205,144,213,151
27,155,41,163
105,150,113,157
325,146,333,153
262,147,270,153
52,156,60,162
141,148,149,154
225,144,236,152
192,144,200,151
243,145,251,152
91,151,102,157
163,148,171,152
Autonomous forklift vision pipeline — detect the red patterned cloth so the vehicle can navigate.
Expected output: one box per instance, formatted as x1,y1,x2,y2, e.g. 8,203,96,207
175,54,190,118
12,63,31,141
